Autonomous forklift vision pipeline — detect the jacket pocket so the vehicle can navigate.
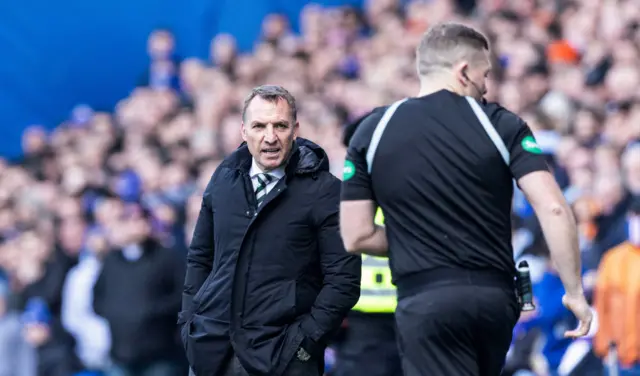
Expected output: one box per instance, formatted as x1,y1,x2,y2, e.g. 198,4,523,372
185,314,231,376
191,272,216,313
244,279,297,327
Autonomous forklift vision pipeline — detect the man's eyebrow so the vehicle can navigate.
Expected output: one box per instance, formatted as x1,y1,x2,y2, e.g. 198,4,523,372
251,121,290,126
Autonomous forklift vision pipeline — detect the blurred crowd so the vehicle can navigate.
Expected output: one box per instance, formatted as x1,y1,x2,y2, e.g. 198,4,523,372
1,0,640,375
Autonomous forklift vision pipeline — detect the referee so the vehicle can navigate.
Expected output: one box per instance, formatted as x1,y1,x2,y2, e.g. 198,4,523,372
339,22,592,376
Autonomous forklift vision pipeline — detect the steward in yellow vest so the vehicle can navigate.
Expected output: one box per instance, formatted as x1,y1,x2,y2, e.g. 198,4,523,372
336,108,402,376
351,208,397,313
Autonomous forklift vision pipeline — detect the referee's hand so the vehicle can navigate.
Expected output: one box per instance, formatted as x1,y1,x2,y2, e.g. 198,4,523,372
562,294,593,338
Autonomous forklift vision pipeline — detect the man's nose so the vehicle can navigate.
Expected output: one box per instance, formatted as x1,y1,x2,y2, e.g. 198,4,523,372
264,126,277,143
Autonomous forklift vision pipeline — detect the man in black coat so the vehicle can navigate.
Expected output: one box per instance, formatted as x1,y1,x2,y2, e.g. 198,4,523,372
93,204,185,376
179,85,361,376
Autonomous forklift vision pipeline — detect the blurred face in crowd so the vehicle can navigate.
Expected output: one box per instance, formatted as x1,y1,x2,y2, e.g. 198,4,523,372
523,72,549,102
221,114,244,154
59,217,86,256
55,197,82,220
211,34,237,66
623,146,640,195
262,14,288,43
242,96,299,171
499,80,523,113
569,167,594,192
148,30,174,60
22,126,47,155
20,231,50,266
61,165,87,196
594,173,625,213
109,207,150,246
95,198,124,228
85,231,109,258
593,144,619,175
127,210,151,243
180,58,205,94
606,64,639,102
566,147,592,172
573,109,601,144
0,208,14,234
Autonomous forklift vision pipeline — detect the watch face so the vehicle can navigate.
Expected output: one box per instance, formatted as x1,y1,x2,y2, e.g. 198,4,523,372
297,347,311,362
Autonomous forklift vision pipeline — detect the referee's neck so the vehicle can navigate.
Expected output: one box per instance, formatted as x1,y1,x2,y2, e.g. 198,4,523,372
418,78,459,97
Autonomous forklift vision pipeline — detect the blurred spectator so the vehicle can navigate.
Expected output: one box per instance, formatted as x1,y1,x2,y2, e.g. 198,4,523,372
21,295,82,376
0,278,36,376
147,28,176,61
93,205,185,376
593,199,640,375
590,171,632,262
210,33,238,78
622,144,640,197
61,228,112,372
139,29,181,93
18,229,83,376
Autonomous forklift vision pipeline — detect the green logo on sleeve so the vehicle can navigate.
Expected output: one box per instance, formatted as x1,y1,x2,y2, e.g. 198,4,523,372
521,136,542,154
343,160,356,181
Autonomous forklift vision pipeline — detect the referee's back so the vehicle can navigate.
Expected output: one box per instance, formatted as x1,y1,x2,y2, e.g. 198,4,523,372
340,22,592,376
342,90,548,286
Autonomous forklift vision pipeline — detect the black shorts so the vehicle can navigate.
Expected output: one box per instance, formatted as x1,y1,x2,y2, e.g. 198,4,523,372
395,283,520,376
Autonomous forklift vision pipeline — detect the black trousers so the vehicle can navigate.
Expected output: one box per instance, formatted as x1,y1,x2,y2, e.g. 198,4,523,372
335,312,402,376
395,284,519,376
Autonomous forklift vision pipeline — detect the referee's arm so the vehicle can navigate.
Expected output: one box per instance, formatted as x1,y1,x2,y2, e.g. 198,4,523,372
340,110,388,256
502,110,592,338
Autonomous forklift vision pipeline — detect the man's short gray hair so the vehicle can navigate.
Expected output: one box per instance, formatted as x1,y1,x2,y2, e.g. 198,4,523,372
241,85,297,123
416,22,490,77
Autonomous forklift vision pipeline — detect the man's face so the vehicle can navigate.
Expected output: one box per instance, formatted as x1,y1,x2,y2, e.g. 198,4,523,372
242,97,298,171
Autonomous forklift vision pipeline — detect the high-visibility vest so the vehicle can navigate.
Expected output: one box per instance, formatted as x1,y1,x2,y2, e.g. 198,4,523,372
351,208,397,313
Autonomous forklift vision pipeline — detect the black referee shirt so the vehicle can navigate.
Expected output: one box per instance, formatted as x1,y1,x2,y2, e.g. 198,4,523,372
341,90,549,283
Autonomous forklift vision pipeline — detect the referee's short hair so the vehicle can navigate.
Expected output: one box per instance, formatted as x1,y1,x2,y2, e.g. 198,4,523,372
416,22,490,77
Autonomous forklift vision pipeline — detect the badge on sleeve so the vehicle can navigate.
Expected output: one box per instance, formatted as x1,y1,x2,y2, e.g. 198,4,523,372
343,160,356,181
521,136,542,154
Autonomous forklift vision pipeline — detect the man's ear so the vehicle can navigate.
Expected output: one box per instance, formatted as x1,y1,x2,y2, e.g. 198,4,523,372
241,123,247,142
455,61,469,85
293,121,300,140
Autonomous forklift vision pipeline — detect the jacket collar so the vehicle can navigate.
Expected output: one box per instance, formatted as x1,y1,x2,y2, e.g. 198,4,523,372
220,137,330,177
